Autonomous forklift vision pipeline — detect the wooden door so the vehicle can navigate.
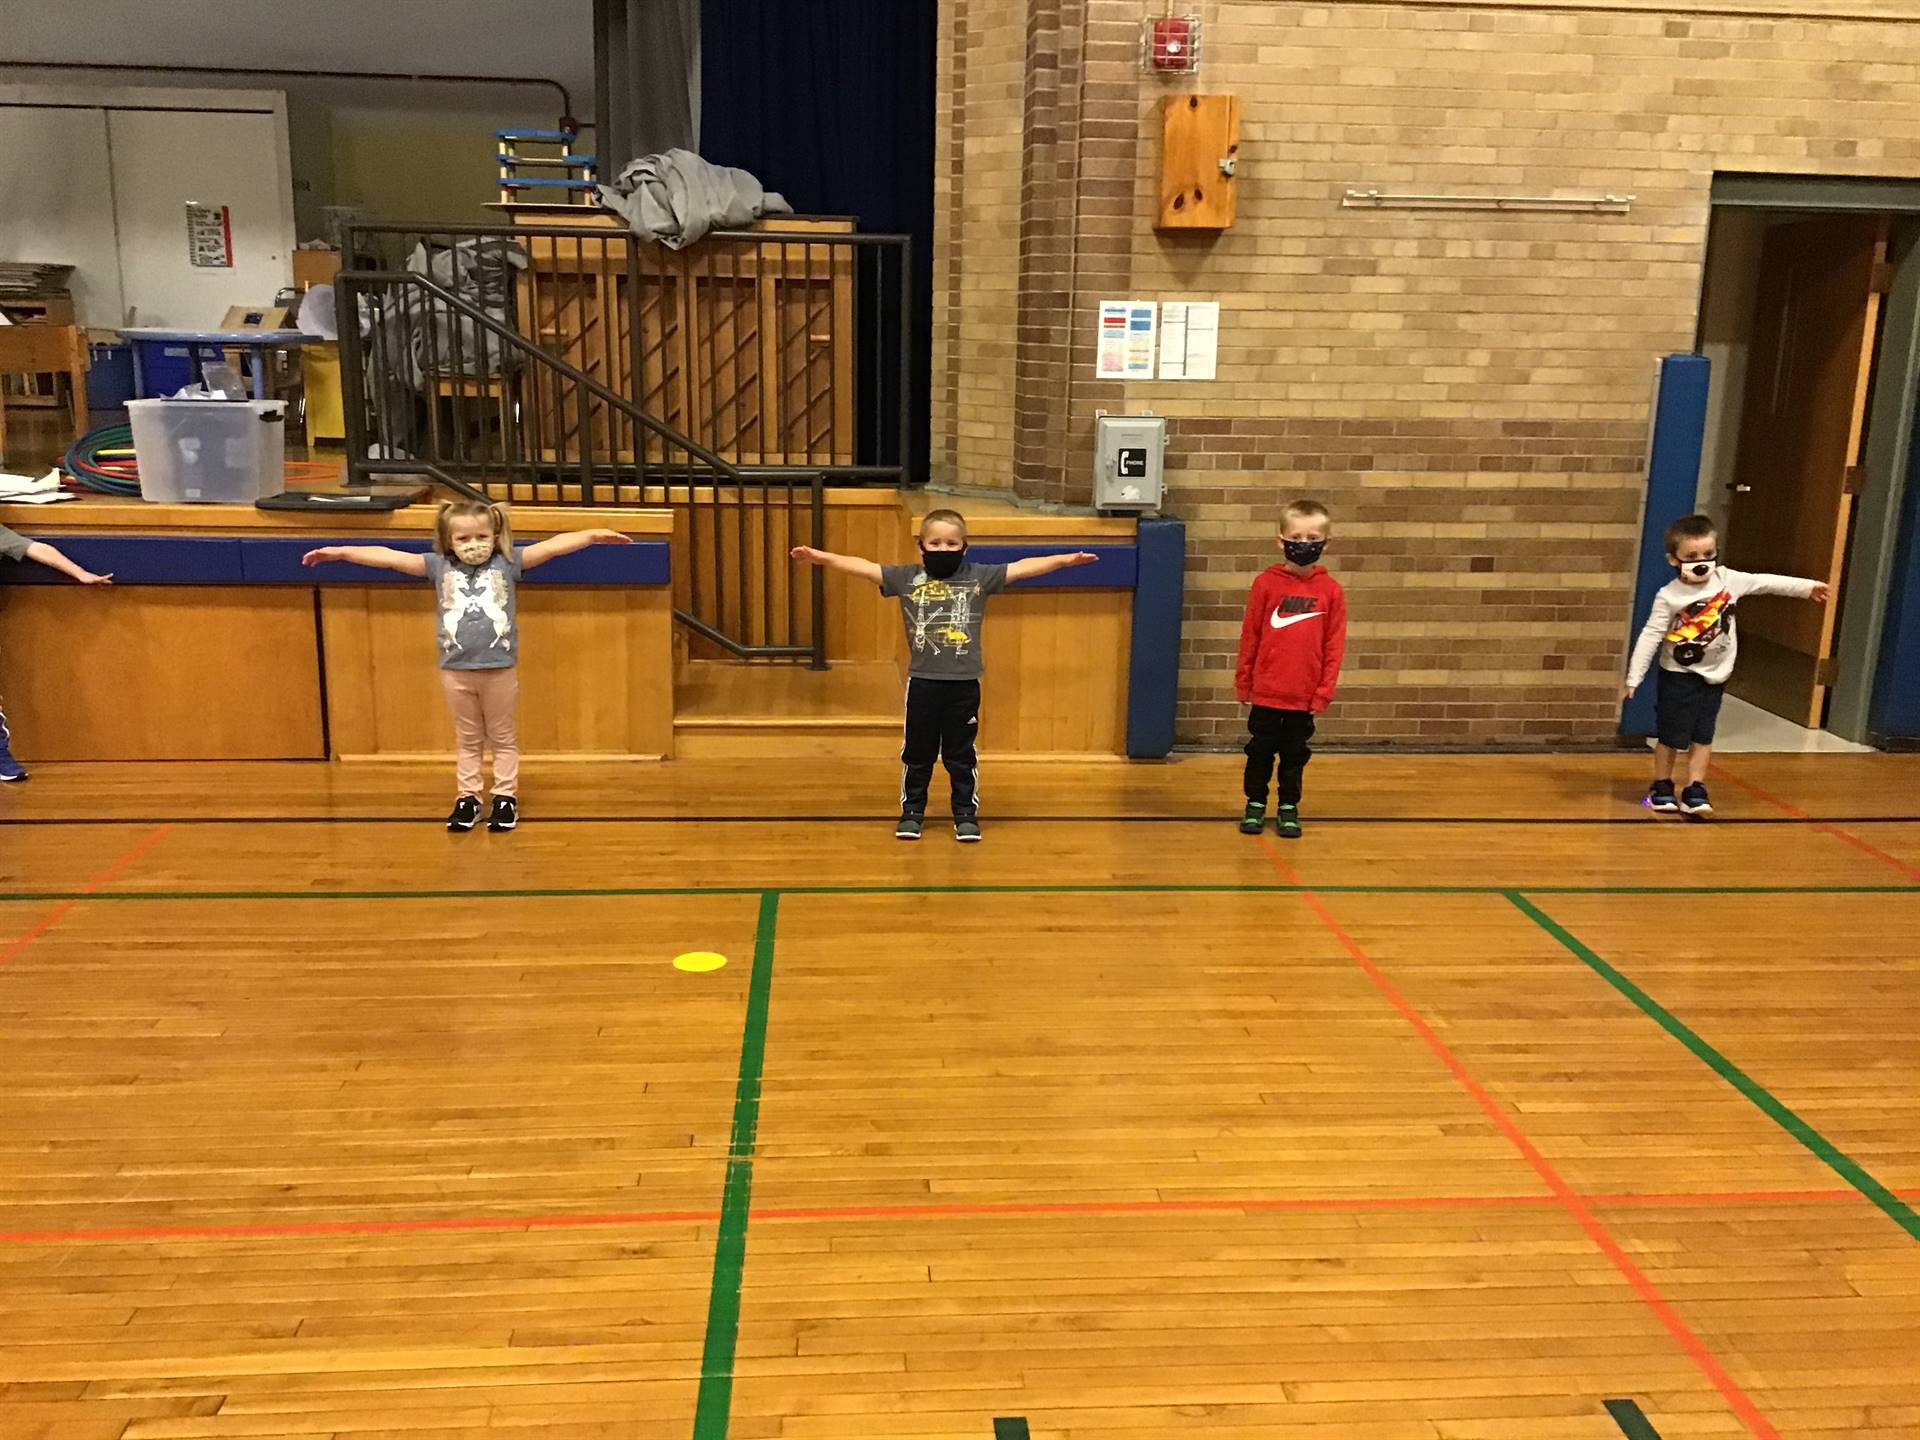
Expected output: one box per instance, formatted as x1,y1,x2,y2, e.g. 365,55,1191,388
1725,216,1887,727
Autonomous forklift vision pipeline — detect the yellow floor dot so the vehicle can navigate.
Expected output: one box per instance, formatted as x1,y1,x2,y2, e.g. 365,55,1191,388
672,951,728,973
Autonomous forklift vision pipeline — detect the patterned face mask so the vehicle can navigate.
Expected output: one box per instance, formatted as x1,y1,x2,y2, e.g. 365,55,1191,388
1282,539,1326,566
1679,557,1717,581
453,538,496,566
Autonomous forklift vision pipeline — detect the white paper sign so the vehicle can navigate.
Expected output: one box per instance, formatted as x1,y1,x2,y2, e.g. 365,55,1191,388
1159,301,1219,380
186,203,233,269
1097,300,1158,378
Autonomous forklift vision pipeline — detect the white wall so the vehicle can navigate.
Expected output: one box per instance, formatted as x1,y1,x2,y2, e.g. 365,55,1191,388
0,85,296,329
0,2,593,107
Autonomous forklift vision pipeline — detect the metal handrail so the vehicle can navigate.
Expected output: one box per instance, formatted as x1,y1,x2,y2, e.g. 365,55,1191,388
338,267,827,665
339,268,748,479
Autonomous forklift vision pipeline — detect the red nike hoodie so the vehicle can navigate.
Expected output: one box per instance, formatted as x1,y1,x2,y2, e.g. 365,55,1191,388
1235,563,1348,713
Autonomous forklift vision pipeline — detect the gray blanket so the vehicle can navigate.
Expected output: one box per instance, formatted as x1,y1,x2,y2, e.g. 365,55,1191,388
595,149,792,249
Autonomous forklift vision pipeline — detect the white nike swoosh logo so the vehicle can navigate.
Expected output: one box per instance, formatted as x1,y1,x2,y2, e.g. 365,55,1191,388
1269,610,1323,631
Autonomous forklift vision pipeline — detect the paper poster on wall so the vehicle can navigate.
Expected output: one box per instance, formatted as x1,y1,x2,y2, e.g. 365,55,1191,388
185,203,234,268
1097,300,1158,378
1159,301,1220,380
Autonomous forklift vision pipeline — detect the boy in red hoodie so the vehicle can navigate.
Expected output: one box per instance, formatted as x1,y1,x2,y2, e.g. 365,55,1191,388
1234,499,1348,838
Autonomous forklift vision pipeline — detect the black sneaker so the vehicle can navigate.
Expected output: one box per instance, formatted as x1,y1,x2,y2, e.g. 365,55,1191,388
1276,804,1303,839
895,812,924,841
1646,780,1680,816
446,795,483,832
1679,782,1714,818
954,814,983,843
1238,801,1266,835
488,796,519,832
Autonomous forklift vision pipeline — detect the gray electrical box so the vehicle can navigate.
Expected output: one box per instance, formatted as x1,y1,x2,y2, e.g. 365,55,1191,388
1093,412,1167,512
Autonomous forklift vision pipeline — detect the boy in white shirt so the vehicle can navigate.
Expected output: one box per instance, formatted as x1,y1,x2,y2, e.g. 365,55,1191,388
1621,514,1828,817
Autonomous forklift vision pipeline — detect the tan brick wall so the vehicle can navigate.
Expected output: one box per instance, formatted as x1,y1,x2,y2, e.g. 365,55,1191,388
934,0,1920,743
933,0,1027,492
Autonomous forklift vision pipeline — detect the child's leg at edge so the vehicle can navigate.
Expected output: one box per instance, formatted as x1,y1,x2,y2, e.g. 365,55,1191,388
1243,708,1282,804
1275,712,1315,809
900,678,941,815
1685,741,1712,787
1651,742,1678,784
440,671,488,797
480,668,520,798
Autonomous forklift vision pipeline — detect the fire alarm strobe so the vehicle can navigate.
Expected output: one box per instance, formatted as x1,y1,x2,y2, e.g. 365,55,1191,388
1149,15,1201,72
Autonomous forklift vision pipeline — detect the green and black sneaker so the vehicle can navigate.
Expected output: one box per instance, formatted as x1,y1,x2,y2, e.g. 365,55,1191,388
1238,801,1266,835
1275,805,1303,840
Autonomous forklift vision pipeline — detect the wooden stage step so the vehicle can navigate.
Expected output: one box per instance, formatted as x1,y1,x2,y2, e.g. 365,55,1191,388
674,660,904,756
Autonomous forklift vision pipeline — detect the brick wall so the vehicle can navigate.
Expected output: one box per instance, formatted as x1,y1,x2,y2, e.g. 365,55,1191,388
932,0,1920,745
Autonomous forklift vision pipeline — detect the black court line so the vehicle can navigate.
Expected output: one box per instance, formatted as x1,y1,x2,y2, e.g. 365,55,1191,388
1,813,1916,828
992,1421,1031,1440
1605,1398,1664,1438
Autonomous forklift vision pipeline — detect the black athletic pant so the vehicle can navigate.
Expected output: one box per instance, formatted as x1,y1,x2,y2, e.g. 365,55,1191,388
1244,705,1314,807
901,677,981,816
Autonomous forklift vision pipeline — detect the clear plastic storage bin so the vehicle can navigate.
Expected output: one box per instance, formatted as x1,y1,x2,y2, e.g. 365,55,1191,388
128,399,287,504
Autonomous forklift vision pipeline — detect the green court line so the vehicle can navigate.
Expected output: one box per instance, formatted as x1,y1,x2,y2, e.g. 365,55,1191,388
1509,892,1920,1243
0,882,1915,906
1604,1399,1664,1439
691,890,779,1440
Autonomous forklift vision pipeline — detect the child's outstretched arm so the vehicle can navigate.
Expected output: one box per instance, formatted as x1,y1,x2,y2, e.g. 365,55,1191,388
300,545,429,577
791,546,883,586
522,528,633,570
1006,551,1098,582
1742,572,1831,602
23,540,113,585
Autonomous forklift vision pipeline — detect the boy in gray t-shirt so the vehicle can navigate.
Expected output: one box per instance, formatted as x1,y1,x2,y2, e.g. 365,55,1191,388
792,507,1095,842
0,523,115,782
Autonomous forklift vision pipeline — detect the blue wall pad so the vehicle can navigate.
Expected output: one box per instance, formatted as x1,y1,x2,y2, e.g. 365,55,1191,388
240,538,673,586
1621,354,1711,738
966,543,1138,589
0,536,244,585
1870,416,1920,742
1124,517,1185,759
0,536,672,587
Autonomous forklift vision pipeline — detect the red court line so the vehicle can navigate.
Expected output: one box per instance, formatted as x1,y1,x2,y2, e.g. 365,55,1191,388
1257,835,1783,1440
1711,763,1920,882
9,1185,1919,1247
0,823,174,968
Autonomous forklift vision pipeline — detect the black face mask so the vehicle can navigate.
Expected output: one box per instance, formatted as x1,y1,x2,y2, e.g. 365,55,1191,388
921,546,967,580
1283,540,1326,566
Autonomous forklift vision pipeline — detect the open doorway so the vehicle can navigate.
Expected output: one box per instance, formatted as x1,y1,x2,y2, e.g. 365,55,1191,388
1695,180,1920,750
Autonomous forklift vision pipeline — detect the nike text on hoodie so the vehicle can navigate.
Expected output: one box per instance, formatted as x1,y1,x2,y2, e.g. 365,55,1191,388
1625,565,1820,691
1236,563,1349,712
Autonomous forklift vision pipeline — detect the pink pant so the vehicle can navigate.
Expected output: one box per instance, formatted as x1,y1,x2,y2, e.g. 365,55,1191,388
440,667,519,798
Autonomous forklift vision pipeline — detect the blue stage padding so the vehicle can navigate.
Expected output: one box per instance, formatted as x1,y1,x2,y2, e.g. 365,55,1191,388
0,536,672,587
1123,518,1185,759
0,536,243,585
965,544,1138,588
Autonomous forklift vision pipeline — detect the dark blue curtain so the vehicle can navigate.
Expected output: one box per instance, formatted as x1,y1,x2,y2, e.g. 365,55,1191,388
700,0,937,483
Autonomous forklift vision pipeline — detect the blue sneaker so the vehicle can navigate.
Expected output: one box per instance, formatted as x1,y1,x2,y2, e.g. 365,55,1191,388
0,710,25,782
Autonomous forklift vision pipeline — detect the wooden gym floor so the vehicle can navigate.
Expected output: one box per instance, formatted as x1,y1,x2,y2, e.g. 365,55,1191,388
2,751,1918,1440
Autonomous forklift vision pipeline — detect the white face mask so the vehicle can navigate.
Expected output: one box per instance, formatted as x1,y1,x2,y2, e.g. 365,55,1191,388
1679,559,1716,581
453,537,496,566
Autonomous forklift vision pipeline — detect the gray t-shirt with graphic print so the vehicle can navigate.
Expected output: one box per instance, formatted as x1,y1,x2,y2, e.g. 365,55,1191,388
879,559,1011,681
0,525,31,562
424,549,522,670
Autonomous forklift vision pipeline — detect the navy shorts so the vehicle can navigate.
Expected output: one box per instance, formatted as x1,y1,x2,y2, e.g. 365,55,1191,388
1655,667,1725,749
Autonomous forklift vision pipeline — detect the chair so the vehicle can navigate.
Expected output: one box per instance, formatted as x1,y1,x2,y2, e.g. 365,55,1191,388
0,323,88,465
